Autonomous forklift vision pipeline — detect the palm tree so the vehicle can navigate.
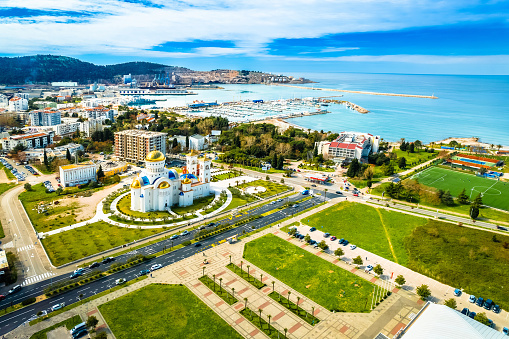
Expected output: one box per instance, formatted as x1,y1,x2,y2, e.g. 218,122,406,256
284,328,288,338
244,297,248,309
267,314,272,333
247,265,250,279
272,281,275,292
232,287,235,301
296,296,301,312
287,291,291,304
258,308,263,325
497,144,502,152
213,274,216,291
219,278,223,290
240,261,243,272
311,306,315,317
324,188,328,201
260,273,263,284
229,255,232,264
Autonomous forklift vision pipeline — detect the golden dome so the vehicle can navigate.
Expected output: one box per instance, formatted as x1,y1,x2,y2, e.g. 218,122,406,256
145,150,165,162
158,181,170,189
182,178,192,184
130,178,141,189
187,150,200,157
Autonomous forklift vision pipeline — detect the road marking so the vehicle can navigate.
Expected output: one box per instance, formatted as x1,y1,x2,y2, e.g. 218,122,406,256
16,244,34,252
21,272,54,286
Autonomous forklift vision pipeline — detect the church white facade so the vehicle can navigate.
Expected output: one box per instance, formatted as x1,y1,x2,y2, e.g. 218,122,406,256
130,150,212,213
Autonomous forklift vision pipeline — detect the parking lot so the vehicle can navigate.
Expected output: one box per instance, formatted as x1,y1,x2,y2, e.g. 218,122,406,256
0,157,40,181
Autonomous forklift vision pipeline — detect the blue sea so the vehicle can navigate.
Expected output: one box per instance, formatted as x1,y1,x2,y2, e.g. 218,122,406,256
153,73,509,145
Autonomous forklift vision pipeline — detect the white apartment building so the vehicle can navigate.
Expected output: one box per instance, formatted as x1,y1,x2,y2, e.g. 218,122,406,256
24,143,83,162
0,95,8,108
80,119,104,137
59,161,97,187
114,130,166,163
29,110,62,126
8,97,28,112
1,132,54,151
316,131,381,163
170,134,208,151
78,107,114,121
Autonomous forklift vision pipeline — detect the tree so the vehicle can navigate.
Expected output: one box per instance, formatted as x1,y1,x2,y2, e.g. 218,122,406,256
398,157,407,169
24,183,32,191
318,240,328,250
474,312,490,326
457,188,469,204
56,187,63,195
470,204,480,219
367,180,372,188
382,162,395,176
479,167,487,175
416,284,431,300
66,148,71,162
185,135,189,149
97,165,105,181
473,193,483,207
304,234,311,243
373,264,384,276
395,275,406,287
95,333,108,339
414,140,422,152
272,153,278,169
334,248,344,257
444,298,457,309
86,315,99,329
441,190,454,206
400,141,407,151
346,158,361,178
408,143,415,153
172,138,178,148
353,256,363,266
277,154,284,170
43,148,49,169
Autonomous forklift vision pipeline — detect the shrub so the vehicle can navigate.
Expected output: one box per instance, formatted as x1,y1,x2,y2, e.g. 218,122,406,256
22,297,36,306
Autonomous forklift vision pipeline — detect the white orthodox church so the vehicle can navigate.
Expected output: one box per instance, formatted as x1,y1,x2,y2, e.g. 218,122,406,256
130,150,212,212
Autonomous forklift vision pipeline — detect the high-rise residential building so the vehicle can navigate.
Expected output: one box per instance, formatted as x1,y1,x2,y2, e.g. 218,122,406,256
29,110,62,126
114,130,166,163
315,131,381,163
8,97,28,112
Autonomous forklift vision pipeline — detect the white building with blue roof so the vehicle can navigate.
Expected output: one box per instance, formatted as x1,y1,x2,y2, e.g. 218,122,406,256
130,149,211,212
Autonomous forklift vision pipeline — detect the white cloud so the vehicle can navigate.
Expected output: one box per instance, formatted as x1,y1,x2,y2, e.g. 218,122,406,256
0,0,504,60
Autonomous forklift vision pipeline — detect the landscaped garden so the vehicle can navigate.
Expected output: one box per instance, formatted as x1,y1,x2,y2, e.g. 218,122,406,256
99,284,243,339
243,234,375,312
302,201,509,310
41,221,163,266
236,179,289,198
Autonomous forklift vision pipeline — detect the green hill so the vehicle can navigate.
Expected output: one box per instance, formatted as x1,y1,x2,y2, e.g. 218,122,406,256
0,55,191,85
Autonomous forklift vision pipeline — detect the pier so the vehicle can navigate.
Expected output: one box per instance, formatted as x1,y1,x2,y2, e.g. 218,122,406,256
271,84,438,99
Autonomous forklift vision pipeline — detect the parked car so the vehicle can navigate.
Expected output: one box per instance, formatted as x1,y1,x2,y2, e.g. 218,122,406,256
198,226,205,230
487,319,494,328
139,269,150,276
335,191,342,195
8,285,21,294
73,328,88,338
503,327,509,335
330,236,337,241
324,233,330,238
454,288,462,296
293,204,299,208
468,311,476,319
461,308,469,316
493,304,501,313
338,238,345,244
310,227,316,232
150,264,162,271
353,193,359,197
350,245,357,250
311,184,317,187
468,295,476,303
277,199,283,202
366,265,373,271
484,299,493,310
51,303,65,311
115,278,126,285
476,297,484,307
342,240,349,246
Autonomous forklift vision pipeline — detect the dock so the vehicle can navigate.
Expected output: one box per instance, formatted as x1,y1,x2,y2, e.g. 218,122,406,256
271,84,438,99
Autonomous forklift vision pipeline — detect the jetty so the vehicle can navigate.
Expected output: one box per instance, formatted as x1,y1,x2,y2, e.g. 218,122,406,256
271,84,438,99
341,101,369,113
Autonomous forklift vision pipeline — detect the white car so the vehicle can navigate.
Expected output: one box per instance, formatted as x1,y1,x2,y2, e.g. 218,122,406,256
350,245,357,250
115,278,126,285
150,264,162,271
51,303,65,311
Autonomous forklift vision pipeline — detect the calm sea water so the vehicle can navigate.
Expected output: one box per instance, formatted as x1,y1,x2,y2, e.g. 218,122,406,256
153,73,509,145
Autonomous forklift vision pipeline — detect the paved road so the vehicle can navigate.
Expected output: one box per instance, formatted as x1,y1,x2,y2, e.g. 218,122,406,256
0,192,334,336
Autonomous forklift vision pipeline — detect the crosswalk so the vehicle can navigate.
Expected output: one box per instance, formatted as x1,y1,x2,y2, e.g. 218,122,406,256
17,244,34,252
21,272,55,286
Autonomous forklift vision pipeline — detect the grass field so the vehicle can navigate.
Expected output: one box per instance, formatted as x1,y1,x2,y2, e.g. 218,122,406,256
302,202,427,265
237,179,289,198
41,221,163,266
302,201,509,310
412,166,509,211
99,284,243,339
243,234,374,312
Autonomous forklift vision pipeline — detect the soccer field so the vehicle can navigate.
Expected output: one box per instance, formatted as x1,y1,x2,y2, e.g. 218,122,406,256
412,167,509,211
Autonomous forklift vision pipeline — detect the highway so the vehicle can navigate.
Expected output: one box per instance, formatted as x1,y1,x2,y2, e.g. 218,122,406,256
0,191,335,336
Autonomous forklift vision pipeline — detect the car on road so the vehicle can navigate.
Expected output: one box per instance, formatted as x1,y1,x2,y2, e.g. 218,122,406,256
194,242,202,247
170,234,179,240
115,278,126,285
0,295,5,301
335,191,342,195
496,225,508,231
468,311,476,319
51,303,65,311
366,265,373,271
150,264,162,271
181,230,189,236
139,269,150,276
330,236,337,241
207,222,215,227
8,285,21,294
324,233,330,238
277,199,283,202
74,268,85,275
493,304,501,313
293,204,299,208
89,262,100,269
311,184,317,187
102,257,115,264
350,245,357,250
310,227,316,232
70,272,82,279
454,288,462,296
461,308,469,315
468,295,476,303
269,201,276,205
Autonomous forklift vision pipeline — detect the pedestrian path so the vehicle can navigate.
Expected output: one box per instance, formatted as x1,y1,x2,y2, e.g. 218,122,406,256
21,272,55,286
16,244,34,252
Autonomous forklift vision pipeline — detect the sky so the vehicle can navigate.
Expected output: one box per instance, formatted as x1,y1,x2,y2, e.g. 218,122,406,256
1,0,509,74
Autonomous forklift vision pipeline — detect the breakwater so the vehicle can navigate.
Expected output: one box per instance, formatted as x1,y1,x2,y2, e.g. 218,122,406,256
271,84,438,99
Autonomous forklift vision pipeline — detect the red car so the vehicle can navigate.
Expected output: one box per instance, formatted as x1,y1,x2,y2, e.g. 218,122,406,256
353,193,359,197
330,236,337,241
0,295,5,301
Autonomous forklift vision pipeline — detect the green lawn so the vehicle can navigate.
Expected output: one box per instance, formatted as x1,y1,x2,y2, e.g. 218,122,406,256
117,195,171,219
412,166,509,211
391,149,437,166
33,163,55,175
299,164,335,172
0,163,15,180
0,183,16,238
302,201,509,311
237,179,289,198
30,315,82,339
302,202,427,265
212,171,241,181
172,194,215,215
99,284,243,339
243,234,374,312
41,221,163,266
